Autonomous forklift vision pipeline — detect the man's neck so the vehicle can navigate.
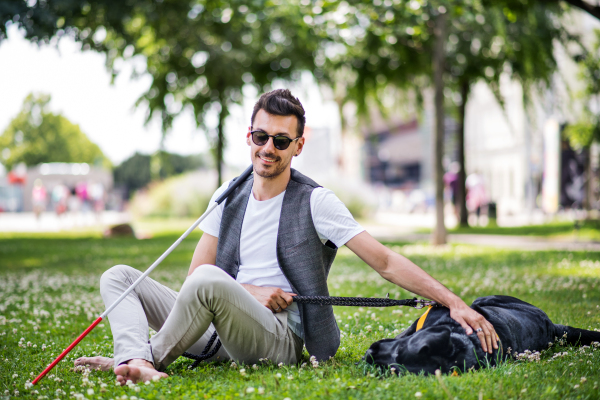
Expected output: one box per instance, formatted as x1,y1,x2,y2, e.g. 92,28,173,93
252,167,291,201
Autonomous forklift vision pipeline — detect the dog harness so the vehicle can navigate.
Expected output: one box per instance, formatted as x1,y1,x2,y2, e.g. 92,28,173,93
416,306,433,331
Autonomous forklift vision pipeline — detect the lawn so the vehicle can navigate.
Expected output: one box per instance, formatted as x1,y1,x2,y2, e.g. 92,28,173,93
447,220,600,241
1,231,600,399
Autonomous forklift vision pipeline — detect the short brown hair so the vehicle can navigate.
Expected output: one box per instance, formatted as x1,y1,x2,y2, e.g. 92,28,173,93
251,89,306,137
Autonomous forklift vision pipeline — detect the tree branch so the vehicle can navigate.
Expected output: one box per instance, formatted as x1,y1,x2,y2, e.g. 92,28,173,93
562,0,600,21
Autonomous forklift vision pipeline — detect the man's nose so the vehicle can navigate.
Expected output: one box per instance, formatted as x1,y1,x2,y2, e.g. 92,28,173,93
262,136,277,152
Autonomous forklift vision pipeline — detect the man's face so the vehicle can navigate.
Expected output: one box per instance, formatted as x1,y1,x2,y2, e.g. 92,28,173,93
247,109,305,179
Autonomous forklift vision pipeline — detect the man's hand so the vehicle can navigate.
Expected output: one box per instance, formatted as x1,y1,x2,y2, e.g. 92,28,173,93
448,302,499,354
241,284,296,313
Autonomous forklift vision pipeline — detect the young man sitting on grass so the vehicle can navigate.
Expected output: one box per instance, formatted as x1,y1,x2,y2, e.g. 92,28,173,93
75,89,498,384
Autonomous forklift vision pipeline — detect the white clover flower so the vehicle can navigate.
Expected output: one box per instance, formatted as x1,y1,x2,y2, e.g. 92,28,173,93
275,373,282,379
144,381,150,385
258,387,265,394
246,387,255,393
230,361,238,369
379,326,384,331
12,373,18,378
134,386,141,392
278,362,283,368
252,364,258,370
24,382,33,390
415,392,422,398
239,368,246,376
87,388,94,395
581,377,587,383
152,375,160,382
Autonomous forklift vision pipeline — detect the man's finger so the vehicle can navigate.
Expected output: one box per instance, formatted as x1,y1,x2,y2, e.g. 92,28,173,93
475,328,488,353
454,316,473,335
281,292,296,306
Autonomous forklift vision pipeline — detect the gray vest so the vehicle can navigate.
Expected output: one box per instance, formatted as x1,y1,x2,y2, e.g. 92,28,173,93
215,168,340,361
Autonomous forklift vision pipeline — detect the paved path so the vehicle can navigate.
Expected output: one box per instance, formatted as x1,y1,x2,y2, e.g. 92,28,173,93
1,212,598,252
0,211,129,233
363,225,600,252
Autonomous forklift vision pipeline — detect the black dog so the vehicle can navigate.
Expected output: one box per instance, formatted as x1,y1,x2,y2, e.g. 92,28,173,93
364,295,600,375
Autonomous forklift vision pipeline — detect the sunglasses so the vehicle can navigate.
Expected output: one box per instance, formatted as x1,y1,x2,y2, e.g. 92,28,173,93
250,130,300,151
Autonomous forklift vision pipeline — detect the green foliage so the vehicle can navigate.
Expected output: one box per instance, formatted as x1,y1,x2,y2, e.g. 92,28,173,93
113,151,207,198
316,0,571,121
448,220,600,241
564,29,600,149
1,234,600,399
3,0,318,185
0,93,109,170
564,120,600,149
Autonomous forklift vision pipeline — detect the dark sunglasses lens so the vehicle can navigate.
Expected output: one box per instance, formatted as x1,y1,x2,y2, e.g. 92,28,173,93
273,137,291,150
252,132,269,146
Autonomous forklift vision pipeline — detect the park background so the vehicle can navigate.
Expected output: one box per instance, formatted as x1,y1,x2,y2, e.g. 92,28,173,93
1,0,600,399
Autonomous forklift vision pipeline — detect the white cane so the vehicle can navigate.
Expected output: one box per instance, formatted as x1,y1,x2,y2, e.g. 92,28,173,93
31,165,254,385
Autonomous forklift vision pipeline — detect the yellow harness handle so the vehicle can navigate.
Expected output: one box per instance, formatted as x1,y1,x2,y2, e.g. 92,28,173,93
415,306,433,331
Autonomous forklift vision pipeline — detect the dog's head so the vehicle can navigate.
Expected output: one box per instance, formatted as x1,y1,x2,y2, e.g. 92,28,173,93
363,325,481,375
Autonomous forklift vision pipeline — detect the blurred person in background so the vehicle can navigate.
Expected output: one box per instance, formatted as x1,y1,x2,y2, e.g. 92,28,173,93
31,179,47,220
444,162,460,219
466,172,487,221
91,182,105,222
52,184,69,216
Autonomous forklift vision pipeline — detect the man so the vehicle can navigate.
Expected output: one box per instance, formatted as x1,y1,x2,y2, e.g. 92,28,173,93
75,89,497,384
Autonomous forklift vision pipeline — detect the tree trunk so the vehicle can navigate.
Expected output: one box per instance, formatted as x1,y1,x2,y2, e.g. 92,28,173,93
457,80,470,227
216,97,228,187
583,146,591,211
432,10,447,245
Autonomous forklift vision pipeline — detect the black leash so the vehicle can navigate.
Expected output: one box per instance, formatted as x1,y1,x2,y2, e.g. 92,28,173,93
182,295,437,369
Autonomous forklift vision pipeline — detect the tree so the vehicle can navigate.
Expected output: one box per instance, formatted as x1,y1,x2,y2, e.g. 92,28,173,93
2,0,317,186
0,93,109,170
444,0,573,226
113,150,206,198
317,0,577,242
563,29,600,210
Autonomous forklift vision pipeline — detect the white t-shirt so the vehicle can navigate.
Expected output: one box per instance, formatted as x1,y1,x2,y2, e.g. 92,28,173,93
198,180,365,339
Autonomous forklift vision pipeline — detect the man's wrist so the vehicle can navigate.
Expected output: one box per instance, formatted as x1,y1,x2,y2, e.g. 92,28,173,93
441,293,467,310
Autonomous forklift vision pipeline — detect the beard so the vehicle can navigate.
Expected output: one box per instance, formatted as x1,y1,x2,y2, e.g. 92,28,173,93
253,150,290,179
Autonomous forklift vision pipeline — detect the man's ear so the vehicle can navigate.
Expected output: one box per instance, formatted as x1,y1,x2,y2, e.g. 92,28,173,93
246,127,252,146
294,136,306,157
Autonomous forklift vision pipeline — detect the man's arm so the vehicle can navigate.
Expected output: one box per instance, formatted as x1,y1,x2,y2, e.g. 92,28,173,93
188,233,219,275
188,233,293,313
345,231,498,354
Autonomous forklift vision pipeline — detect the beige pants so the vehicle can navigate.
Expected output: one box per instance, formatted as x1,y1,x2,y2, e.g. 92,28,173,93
100,264,303,370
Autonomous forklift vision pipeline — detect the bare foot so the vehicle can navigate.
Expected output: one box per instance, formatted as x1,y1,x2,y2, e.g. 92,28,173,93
74,356,114,372
114,359,168,385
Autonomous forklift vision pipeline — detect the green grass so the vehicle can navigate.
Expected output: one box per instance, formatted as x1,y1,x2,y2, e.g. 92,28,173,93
441,220,600,241
1,232,600,399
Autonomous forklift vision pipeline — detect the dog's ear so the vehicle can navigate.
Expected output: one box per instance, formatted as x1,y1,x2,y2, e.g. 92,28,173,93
417,344,431,356
415,326,454,357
